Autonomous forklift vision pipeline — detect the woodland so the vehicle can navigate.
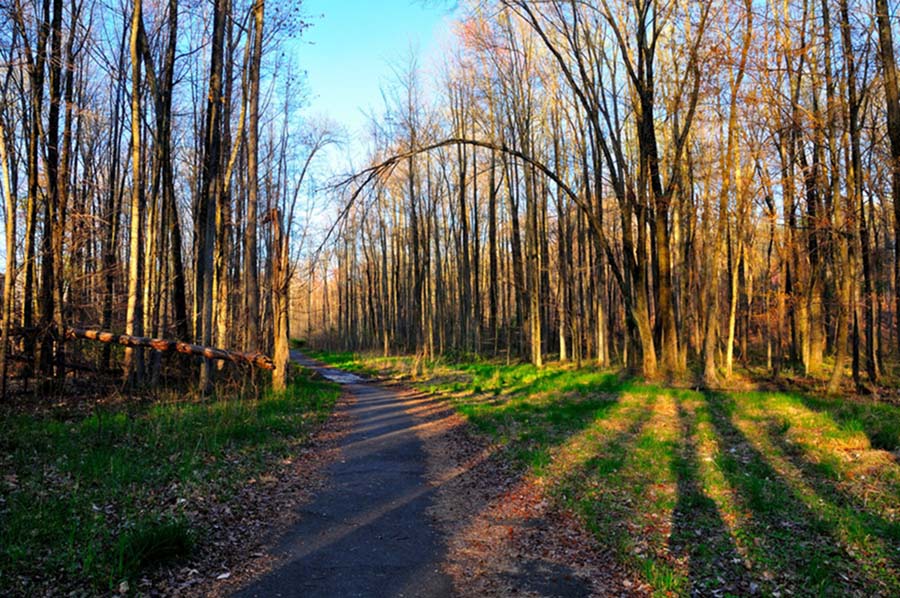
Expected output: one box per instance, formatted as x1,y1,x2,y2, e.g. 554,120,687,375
310,0,900,394
1,0,900,595
0,0,315,395
0,0,899,394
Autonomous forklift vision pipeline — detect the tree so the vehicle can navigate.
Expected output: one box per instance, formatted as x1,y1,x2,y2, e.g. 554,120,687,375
196,0,228,392
0,120,14,397
123,0,145,384
876,0,900,356
244,0,264,353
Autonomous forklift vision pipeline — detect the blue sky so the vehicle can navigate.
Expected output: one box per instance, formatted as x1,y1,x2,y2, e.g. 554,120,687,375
299,0,458,165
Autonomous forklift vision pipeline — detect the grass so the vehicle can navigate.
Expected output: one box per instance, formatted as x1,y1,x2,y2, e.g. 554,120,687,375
318,349,900,596
303,349,382,377
0,367,339,594
115,517,194,579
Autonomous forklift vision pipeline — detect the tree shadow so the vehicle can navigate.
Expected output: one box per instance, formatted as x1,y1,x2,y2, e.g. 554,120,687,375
499,559,594,597
702,391,884,596
407,391,627,595
454,372,631,459
669,398,754,596
760,417,900,553
791,392,900,453
416,367,900,595
546,393,683,589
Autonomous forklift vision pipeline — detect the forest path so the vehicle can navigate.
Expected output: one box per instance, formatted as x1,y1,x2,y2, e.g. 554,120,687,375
233,351,452,598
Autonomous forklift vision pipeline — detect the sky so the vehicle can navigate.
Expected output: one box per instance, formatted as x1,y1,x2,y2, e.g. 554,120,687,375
298,0,459,172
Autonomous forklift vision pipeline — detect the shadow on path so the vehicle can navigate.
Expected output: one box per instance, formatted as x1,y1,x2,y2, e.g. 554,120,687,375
234,353,451,598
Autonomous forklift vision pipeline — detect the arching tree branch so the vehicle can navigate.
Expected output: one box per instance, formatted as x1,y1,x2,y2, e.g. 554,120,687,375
321,137,626,293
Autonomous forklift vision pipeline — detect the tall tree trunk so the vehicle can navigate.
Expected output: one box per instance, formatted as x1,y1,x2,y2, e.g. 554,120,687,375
196,0,228,392
55,0,78,380
151,0,185,340
0,121,14,397
214,9,236,361
271,208,289,390
488,150,499,354
829,0,858,394
39,0,63,380
455,133,471,351
244,0,264,351
841,0,876,385
124,0,145,384
553,124,568,362
875,0,900,358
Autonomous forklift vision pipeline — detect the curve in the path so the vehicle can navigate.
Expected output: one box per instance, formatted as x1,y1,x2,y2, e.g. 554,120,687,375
234,351,453,598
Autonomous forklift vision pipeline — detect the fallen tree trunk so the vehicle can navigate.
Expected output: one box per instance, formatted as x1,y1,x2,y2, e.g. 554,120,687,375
64,328,275,370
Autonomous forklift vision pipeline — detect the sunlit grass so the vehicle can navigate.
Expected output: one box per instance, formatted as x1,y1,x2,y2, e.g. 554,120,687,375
0,369,339,593
317,350,900,596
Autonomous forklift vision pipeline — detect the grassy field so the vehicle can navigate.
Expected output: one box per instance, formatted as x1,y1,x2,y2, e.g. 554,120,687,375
0,368,339,594
311,351,900,597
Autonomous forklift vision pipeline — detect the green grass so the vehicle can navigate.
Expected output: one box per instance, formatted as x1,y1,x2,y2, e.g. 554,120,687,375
797,392,900,452
303,349,381,376
115,517,194,578
0,368,339,594
315,349,900,596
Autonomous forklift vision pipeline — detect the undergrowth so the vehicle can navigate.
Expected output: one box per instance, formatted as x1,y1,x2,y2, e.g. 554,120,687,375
0,368,339,594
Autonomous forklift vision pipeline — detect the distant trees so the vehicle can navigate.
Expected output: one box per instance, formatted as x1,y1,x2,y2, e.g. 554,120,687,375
309,0,900,390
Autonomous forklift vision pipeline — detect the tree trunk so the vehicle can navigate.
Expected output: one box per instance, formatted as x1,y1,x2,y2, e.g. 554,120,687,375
875,0,900,358
271,208,289,390
124,0,145,384
38,0,63,380
196,0,228,392
66,327,274,369
830,0,858,394
0,121,14,397
244,0,264,352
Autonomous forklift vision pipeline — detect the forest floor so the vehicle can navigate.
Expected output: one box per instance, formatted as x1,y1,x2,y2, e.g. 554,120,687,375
3,352,899,597
306,349,900,597
0,366,342,596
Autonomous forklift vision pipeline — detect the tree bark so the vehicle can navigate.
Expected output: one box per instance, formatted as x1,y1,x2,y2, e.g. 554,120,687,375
875,0,900,357
271,208,290,390
244,0,264,352
0,121,14,397
66,327,274,370
196,0,228,392
124,0,145,384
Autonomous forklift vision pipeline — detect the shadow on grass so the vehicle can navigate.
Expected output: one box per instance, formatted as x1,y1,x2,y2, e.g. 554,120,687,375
703,391,887,596
555,387,898,595
454,372,631,471
451,368,900,595
802,394,900,453
549,392,691,590
309,353,900,595
669,399,752,596
760,418,900,570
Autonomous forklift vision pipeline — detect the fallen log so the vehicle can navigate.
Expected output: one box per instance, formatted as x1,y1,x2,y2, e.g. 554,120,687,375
64,328,276,370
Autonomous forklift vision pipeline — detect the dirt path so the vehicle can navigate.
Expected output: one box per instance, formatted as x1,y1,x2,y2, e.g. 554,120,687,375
234,352,452,597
